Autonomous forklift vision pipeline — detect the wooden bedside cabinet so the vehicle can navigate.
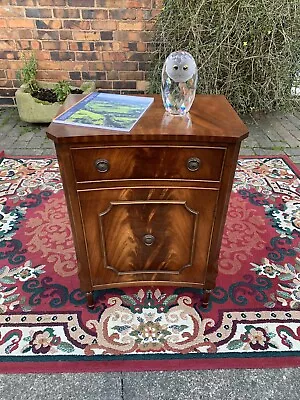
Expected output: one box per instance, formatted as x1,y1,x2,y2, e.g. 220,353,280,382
47,94,248,308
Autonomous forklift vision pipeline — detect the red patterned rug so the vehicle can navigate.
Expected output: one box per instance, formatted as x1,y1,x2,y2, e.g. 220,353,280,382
0,153,300,373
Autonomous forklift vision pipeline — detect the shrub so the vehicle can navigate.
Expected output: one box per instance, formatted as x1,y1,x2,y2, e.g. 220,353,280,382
53,80,72,103
148,0,300,113
16,53,39,94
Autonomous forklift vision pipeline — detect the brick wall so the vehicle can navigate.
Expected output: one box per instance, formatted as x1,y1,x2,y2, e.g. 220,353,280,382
0,0,163,106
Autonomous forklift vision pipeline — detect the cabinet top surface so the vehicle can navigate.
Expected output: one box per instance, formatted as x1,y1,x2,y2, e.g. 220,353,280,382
46,94,248,144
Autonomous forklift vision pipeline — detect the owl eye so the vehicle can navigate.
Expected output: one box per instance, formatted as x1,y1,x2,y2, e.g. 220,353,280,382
173,65,179,71
183,65,189,71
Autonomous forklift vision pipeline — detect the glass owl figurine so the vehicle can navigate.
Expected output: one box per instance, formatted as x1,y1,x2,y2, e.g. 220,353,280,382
161,50,198,115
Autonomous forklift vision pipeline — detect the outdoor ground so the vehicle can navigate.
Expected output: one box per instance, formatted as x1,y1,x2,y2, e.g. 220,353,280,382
0,106,300,167
0,104,300,399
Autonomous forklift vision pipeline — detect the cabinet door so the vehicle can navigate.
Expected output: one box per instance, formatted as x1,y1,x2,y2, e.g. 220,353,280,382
78,187,218,288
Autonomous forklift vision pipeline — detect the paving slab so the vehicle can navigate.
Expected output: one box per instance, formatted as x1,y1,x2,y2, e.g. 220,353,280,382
121,368,300,400
0,372,122,400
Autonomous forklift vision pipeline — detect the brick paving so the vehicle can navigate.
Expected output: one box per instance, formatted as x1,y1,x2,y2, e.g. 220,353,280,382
0,105,299,167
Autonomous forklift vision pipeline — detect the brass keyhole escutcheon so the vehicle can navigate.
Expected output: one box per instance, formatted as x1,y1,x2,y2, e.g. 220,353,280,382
95,159,110,173
143,234,155,246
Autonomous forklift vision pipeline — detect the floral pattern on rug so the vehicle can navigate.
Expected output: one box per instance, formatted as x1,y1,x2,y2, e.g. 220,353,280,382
25,196,77,277
0,155,300,367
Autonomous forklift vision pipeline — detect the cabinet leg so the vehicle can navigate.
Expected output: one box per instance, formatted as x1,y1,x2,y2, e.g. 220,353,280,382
86,291,95,309
202,289,212,308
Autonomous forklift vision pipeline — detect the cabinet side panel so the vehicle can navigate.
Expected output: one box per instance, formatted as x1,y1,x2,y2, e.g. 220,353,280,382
55,144,93,293
205,142,242,288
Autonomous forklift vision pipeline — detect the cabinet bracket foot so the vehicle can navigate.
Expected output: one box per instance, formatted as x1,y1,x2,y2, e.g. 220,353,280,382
202,289,212,308
86,291,95,309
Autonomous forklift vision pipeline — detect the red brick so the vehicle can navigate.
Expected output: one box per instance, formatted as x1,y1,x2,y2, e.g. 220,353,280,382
39,0,66,5
0,19,7,28
63,61,88,71
53,8,80,19
26,8,53,18
0,51,18,60
113,61,138,71
35,51,51,61
15,0,38,5
113,80,136,89
75,52,98,61
119,22,144,31
96,81,112,89
38,61,62,70
0,79,13,87
16,40,41,50
38,71,70,81
95,42,118,51
96,0,151,6
73,31,100,41
95,0,120,6
0,40,16,50
59,31,73,40
18,30,33,39
88,61,113,71
7,70,16,79
0,6,25,17
137,42,147,52
6,61,19,72
106,70,118,80
36,20,62,30
67,0,94,6
63,20,90,30
37,30,59,40
114,31,142,42
69,42,95,51
8,19,35,28
109,9,136,20
81,9,108,19
42,41,68,50
119,71,144,80
102,52,127,62
91,20,117,30
0,29,19,39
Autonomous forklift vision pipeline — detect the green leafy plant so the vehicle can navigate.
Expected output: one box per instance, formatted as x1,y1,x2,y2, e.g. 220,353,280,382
53,80,72,103
16,53,39,94
148,0,300,113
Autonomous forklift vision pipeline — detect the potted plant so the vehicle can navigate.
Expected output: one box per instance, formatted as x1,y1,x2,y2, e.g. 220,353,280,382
15,53,96,123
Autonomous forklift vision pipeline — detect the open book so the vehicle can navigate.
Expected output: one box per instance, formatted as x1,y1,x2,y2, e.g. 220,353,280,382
53,92,154,132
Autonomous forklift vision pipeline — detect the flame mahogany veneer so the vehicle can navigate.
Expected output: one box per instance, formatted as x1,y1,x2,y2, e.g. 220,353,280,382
47,94,248,308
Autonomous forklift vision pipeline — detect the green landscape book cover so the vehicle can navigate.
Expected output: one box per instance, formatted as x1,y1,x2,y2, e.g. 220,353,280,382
53,92,154,132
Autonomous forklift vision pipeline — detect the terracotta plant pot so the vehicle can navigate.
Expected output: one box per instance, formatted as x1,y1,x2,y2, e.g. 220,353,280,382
15,81,96,123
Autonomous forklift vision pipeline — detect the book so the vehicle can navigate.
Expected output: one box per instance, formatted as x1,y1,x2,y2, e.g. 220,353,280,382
53,92,154,132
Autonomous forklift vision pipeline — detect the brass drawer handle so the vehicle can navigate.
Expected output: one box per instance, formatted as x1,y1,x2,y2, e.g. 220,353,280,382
187,157,201,172
143,234,155,246
95,159,110,173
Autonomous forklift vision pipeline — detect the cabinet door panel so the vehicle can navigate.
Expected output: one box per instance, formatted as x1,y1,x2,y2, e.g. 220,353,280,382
78,187,218,287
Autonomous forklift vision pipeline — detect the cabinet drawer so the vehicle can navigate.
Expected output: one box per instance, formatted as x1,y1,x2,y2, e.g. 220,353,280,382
71,146,226,182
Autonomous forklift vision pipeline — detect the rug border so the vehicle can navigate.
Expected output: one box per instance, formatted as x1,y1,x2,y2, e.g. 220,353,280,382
1,354,300,374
